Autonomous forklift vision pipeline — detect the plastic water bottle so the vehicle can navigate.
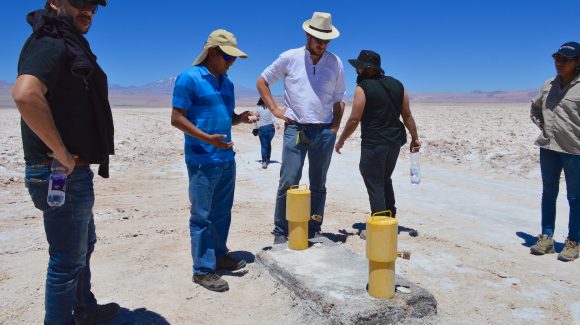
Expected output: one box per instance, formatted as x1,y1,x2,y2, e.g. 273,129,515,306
47,159,67,207
410,152,421,185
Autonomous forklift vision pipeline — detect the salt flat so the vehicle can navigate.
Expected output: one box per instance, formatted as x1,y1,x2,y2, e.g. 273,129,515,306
0,103,578,324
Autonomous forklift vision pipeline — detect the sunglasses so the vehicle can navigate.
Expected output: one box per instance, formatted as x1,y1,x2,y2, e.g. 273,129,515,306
552,54,577,64
215,47,235,62
67,0,98,12
312,36,330,45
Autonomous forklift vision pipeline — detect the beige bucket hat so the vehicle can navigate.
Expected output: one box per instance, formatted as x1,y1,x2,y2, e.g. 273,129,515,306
192,29,248,66
302,12,340,40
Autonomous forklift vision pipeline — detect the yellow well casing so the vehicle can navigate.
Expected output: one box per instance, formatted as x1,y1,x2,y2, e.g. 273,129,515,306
366,211,398,299
286,185,311,250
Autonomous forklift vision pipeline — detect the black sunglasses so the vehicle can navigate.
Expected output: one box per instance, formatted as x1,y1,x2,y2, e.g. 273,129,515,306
312,36,330,45
552,54,577,64
67,0,98,12
215,47,235,62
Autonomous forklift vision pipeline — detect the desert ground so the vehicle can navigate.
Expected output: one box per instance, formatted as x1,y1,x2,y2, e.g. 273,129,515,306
0,103,579,324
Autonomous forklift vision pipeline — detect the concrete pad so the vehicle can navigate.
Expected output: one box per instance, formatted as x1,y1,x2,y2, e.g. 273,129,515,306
256,237,437,324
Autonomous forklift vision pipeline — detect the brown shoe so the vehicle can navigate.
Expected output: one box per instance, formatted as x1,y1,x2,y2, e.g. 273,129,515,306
557,238,579,262
530,234,555,255
192,273,229,292
217,253,247,271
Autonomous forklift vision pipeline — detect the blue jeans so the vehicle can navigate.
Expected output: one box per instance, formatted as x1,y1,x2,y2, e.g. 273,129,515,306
258,124,275,163
540,148,580,241
187,160,235,275
25,164,97,325
273,124,336,235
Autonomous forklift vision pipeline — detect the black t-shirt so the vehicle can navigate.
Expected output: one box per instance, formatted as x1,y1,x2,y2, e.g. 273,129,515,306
359,76,407,147
18,35,100,164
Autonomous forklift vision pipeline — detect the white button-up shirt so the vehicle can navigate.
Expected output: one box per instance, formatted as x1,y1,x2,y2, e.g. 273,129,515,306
261,46,346,124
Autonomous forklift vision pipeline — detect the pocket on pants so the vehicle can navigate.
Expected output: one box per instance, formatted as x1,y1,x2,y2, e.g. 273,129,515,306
24,165,54,212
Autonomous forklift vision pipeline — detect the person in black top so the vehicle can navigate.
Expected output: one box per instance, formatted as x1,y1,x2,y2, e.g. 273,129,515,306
12,0,118,323
335,50,420,221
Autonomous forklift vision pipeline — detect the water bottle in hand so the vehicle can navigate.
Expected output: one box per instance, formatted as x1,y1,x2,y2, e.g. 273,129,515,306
410,152,421,185
47,159,67,207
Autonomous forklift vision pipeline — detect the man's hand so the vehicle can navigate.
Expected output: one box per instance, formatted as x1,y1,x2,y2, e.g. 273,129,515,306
48,151,76,175
410,139,421,153
238,111,259,124
271,106,288,122
207,134,234,149
335,140,344,154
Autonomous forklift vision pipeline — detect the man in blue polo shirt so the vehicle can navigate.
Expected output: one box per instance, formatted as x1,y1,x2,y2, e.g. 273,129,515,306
171,29,256,292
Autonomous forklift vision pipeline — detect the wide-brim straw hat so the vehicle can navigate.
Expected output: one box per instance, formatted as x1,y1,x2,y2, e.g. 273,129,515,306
302,12,340,40
192,29,248,66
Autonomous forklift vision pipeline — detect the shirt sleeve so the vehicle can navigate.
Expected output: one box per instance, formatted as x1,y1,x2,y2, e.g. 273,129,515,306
260,54,288,85
332,57,346,103
530,79,551,126
172,72,195,110
17,37,66,90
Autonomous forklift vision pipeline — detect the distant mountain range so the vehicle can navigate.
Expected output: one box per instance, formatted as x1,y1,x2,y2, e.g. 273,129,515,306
0,78,536,108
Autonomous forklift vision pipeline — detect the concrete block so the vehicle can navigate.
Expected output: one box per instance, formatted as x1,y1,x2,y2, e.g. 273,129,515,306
256,237,437,324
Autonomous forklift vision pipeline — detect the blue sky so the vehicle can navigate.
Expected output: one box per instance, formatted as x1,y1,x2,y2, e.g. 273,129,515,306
1,0,579,94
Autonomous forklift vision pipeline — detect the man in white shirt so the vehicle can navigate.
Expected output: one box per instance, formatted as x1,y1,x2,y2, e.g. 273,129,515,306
256,12,346,244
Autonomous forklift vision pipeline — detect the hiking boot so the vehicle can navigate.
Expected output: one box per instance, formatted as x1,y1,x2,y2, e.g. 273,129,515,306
273,234,288,245
530,234,555,255
217,253,247,271
262,162,268,169
193,273,229,292
74,302,120,325
557,238,579,262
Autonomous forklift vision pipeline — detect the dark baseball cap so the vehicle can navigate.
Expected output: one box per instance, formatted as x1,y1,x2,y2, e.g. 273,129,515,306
553,42,580,58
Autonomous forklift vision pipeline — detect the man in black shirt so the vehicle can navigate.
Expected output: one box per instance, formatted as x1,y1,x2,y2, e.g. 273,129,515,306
335,50,420,225
12,1,118,324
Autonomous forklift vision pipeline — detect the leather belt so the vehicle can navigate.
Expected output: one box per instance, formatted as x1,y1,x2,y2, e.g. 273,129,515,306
38,157,90,166
285,119,331,129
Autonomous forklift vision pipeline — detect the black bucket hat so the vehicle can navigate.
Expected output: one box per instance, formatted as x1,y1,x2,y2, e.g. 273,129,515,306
348,50,384,74
553,41,580,58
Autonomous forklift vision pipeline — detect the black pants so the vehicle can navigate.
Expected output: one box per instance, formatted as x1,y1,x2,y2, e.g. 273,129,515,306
359,144,400,217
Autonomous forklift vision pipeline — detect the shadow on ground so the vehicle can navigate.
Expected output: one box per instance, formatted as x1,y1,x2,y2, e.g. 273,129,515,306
516,231,564,252
352,222,419,237
102,307,170,325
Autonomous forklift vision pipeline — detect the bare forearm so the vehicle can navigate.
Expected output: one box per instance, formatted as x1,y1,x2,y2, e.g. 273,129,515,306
256,77,277,112
330,102,344,131
338,118,359,143
171,113,211,143
403,115,419,140
13,83,67,157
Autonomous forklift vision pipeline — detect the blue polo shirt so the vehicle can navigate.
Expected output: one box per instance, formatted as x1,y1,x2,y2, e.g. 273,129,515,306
172,65,235,165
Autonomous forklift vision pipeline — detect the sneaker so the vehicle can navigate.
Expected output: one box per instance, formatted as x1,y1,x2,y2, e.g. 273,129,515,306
557,238,579,262
262,162,268,169
192,273,229,292
273,234,288,245
74,302,120,325
217,253,247,271
530,234,555,255
359,230,367,240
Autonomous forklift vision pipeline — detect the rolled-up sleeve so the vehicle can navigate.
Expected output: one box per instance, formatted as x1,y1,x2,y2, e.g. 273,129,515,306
261,54,287,85
333,58,346,103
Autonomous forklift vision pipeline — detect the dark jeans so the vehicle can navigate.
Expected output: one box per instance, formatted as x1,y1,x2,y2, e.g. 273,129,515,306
540,148,580,241
258,124,275,163
359,144,401,216
25,164,97,325
187,160,236,275
273,124,336,235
